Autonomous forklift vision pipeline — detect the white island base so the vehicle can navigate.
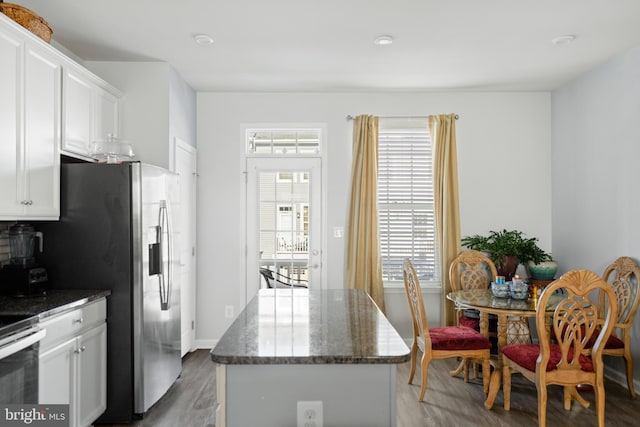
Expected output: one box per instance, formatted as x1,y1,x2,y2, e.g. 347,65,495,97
211,290,409,427
216,363,398,427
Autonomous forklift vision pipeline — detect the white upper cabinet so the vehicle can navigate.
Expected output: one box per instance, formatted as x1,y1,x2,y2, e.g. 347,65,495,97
1,13,122,220
62,63,121,159
23,45,61,217
62,67,92,156
0,18,60,220
94,85,119,142
0,23,23,217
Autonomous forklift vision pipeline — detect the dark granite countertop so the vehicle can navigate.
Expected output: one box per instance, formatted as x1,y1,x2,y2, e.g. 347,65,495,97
210,289,410,365
0,289,110,321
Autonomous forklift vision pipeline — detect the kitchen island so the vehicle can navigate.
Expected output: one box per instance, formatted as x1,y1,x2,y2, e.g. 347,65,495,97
210,289,410,427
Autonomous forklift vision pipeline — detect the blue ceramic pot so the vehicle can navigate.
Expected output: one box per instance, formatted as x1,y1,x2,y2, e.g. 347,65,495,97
527,260,558,280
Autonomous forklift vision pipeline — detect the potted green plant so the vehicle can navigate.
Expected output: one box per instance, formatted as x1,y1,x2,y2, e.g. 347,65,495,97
461,229,551,280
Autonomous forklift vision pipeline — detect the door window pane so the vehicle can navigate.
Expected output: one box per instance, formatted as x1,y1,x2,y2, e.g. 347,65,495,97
259,169,310,287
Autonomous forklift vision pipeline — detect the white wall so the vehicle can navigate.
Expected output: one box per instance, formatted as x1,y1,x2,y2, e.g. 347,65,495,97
552,46,640,387
169,67,197,150
196,91,551,346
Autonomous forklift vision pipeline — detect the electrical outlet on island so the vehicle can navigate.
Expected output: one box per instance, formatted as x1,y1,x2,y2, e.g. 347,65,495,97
297,401,323,427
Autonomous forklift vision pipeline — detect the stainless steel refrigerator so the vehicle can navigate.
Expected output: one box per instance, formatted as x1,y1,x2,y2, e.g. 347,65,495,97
39,161,181,423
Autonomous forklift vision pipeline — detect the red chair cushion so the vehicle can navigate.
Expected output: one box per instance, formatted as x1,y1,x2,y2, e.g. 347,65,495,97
429,326,492,351
502,343,594,372
459,316,480,330
550,326,625,350
603,333,625,349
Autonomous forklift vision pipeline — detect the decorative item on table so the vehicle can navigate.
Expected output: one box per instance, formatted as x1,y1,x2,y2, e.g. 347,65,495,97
0,1,52,42
527,258,558,280
491,280,510,298
90,134,135,163
509,275,529,300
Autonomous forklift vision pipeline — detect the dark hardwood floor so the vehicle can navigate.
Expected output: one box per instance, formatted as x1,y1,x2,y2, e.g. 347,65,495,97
396,358,639,427
98,350,639,426
96,350,217,427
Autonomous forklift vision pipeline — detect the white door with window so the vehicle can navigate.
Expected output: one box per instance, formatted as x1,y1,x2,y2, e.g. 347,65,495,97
246,157,323,299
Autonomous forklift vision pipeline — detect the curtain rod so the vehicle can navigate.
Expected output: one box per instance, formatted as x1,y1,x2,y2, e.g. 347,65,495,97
346,114,459,120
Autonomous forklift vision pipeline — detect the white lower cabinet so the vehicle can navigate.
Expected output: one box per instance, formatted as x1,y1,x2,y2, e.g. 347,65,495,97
39,337,74,406
39,299,107,427
76,324,107,427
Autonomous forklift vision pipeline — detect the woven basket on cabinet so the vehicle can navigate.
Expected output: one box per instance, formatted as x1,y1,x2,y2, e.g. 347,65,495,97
0,1,52,43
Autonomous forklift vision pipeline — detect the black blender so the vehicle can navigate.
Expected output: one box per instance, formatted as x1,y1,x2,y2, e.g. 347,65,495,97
0,224,48,296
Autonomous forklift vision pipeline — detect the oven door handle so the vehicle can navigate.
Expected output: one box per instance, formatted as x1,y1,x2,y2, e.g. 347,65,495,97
0,327,46,360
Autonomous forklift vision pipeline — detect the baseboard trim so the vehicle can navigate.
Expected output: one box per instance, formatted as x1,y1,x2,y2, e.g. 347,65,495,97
195,339,218,350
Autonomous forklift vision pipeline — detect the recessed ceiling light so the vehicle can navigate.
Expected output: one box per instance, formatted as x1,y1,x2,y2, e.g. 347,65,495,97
551,34,576,45
193,34,214,46
374,35,394,46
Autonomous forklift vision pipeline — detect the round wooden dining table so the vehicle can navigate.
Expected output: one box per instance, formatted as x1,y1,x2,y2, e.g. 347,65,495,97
446,289,565,409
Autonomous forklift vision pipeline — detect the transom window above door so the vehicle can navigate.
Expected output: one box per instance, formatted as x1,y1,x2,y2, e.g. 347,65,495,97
246,129,322,155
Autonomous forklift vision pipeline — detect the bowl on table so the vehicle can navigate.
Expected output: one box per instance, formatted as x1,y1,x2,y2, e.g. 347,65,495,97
491,281,510,298
509,281,529,300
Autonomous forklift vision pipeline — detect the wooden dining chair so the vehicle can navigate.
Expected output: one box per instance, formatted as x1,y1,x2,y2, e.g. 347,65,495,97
599,256,640,398
449,249,498,330
402,258,492,402
501,270,618,427
448,250,498,380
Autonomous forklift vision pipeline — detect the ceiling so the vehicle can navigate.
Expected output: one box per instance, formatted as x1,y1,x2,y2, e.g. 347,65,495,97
16,0,640,92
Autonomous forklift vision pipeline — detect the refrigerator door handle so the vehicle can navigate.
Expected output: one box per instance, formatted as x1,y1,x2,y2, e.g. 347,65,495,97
158,200,171,311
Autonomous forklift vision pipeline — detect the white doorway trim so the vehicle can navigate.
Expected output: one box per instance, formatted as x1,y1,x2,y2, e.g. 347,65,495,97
172,137,197,356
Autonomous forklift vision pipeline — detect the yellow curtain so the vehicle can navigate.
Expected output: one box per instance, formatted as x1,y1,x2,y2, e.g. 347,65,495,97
345,115,385,313
429,114,461,326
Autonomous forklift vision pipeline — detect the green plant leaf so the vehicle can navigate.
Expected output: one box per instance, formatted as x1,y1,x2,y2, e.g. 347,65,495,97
461,229,550,268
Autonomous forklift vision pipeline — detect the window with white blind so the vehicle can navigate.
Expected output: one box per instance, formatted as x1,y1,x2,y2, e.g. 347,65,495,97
378,119,438,282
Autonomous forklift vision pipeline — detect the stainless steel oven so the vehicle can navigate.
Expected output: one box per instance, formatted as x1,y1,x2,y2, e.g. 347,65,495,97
0,317,46,404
